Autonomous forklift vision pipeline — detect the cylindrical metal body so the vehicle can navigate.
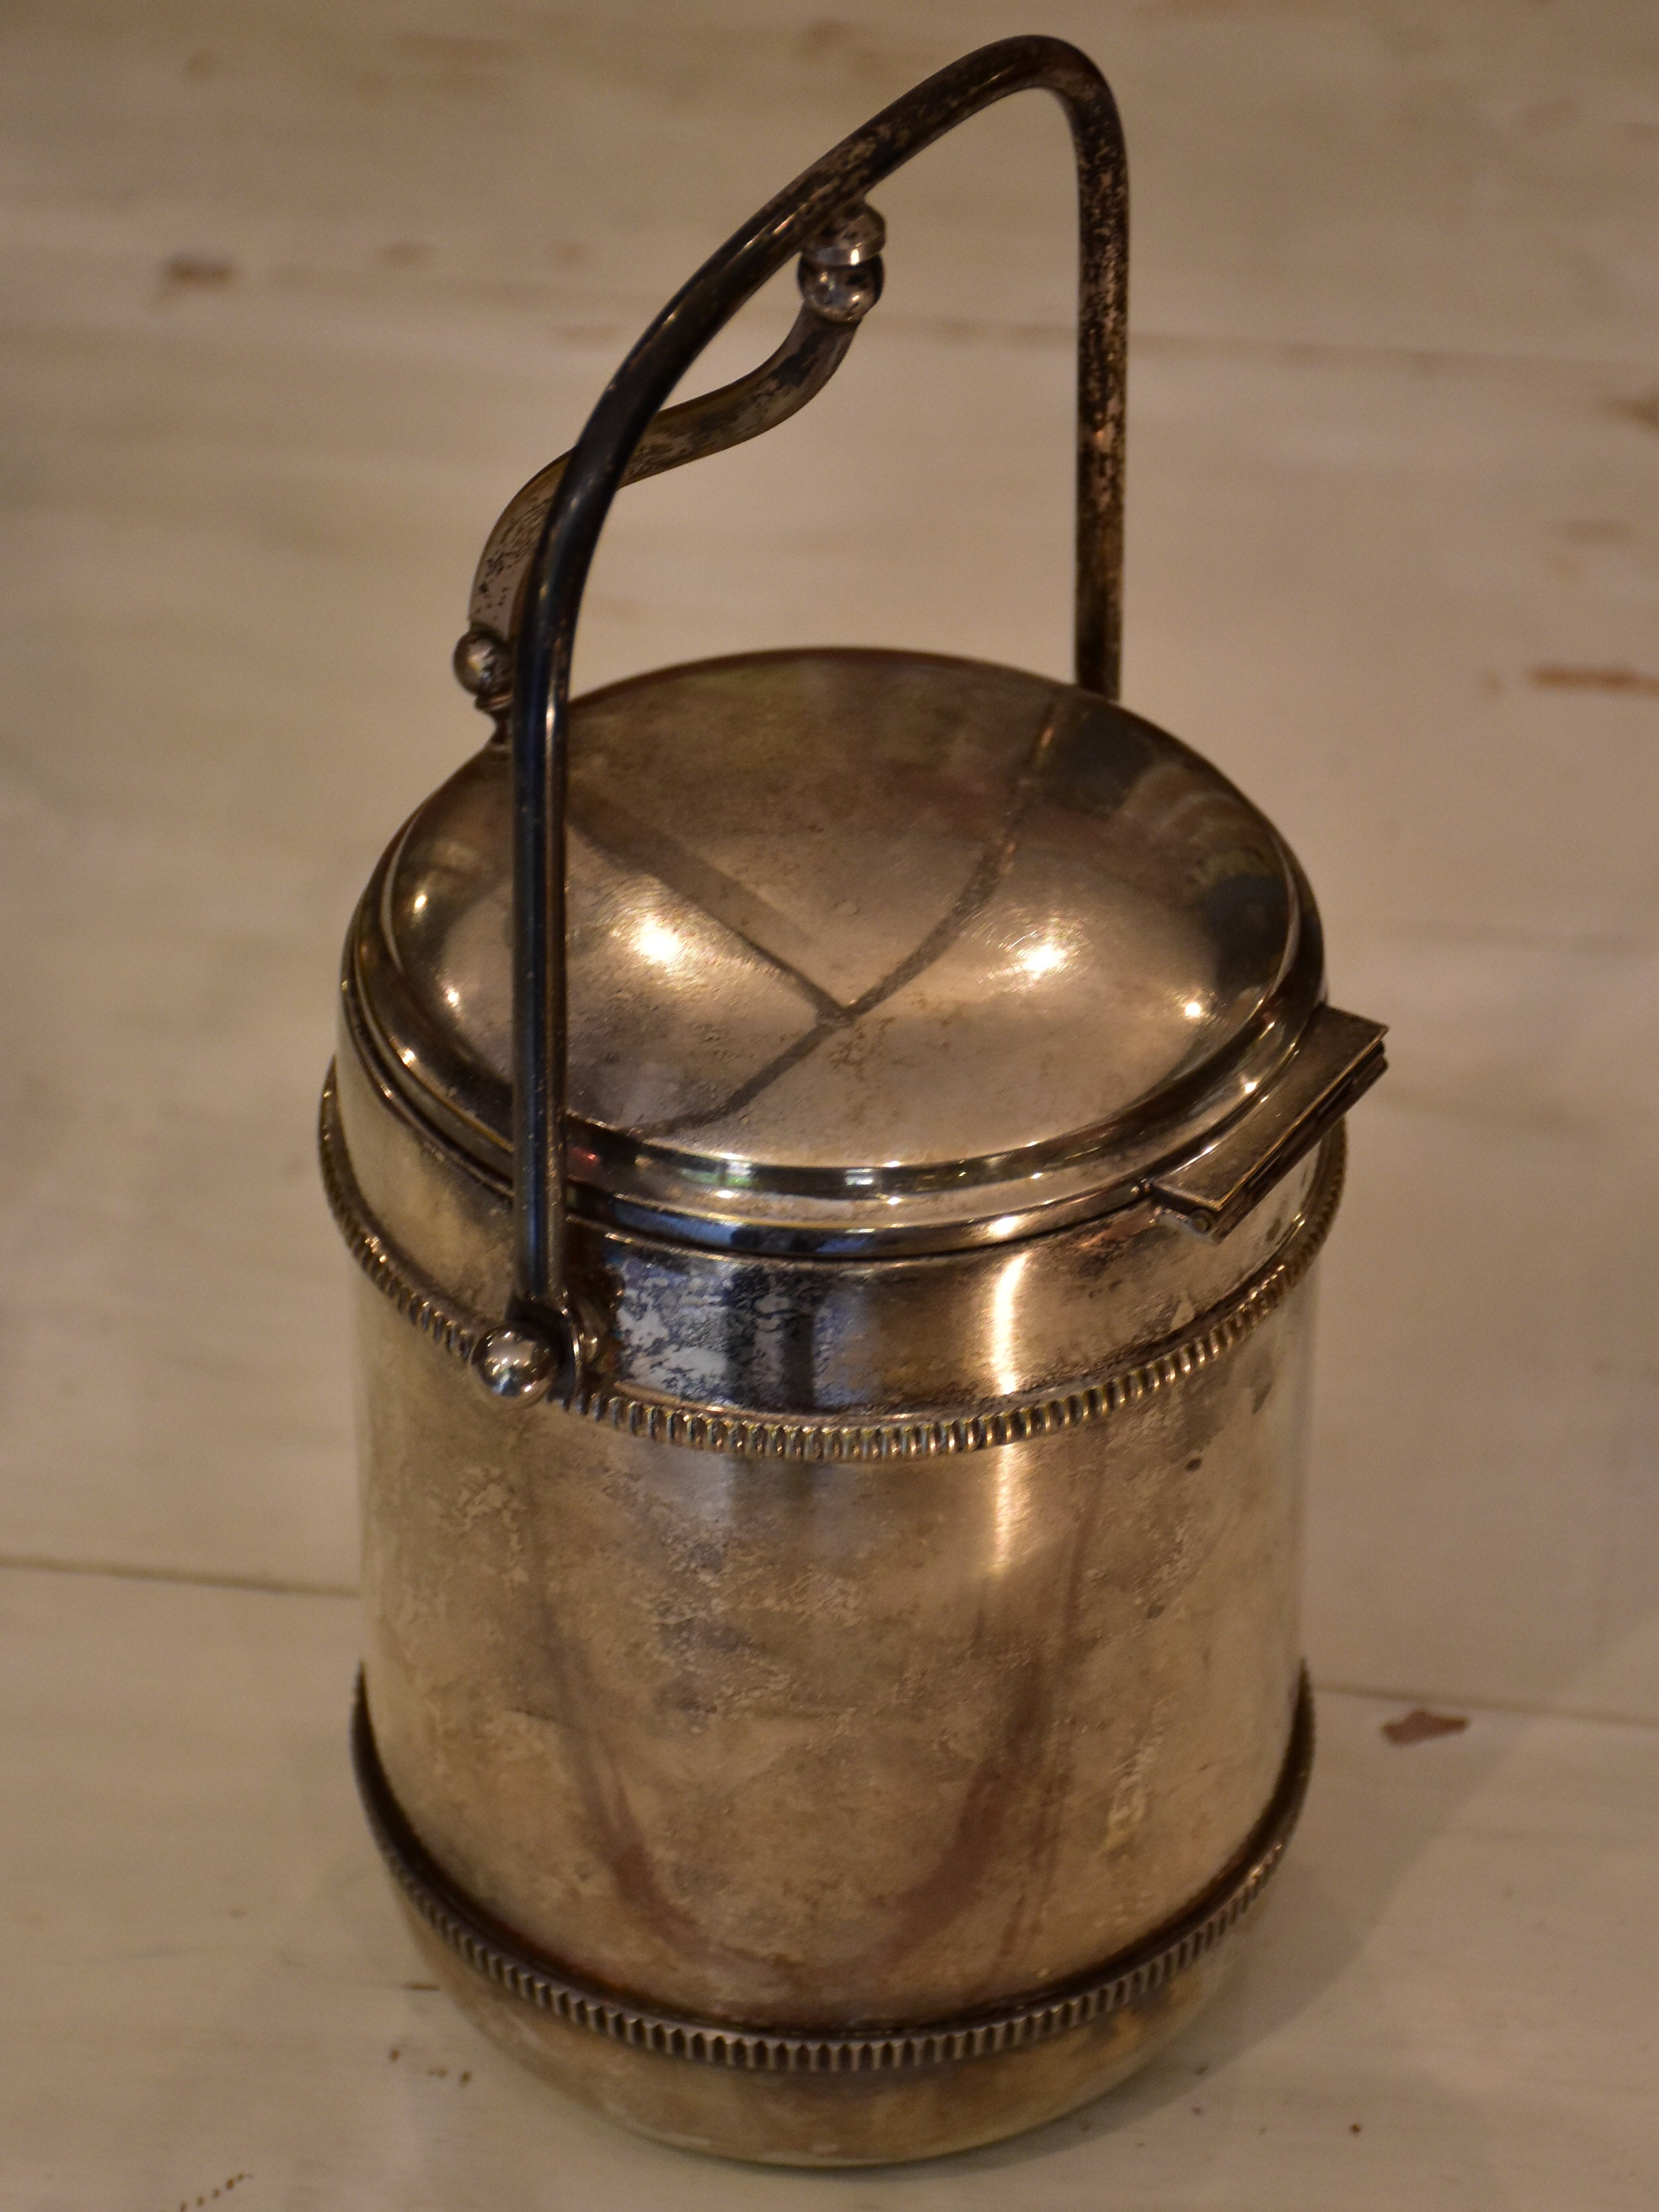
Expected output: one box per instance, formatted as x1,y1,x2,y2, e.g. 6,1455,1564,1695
328,1044,1330,2163
320,650,1362,2158
323,36,1384,2168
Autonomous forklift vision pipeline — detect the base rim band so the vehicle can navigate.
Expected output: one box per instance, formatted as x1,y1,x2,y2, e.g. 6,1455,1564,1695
352,1670,1313,2074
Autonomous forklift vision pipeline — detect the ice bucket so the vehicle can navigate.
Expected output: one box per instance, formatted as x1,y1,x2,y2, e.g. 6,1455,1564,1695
321,34,1386,2166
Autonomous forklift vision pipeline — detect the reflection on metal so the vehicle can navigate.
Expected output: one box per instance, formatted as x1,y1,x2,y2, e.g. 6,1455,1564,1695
989,1248,1030,1402
632,917,688,972
1015,937,1070,980
988,1248,1031,1568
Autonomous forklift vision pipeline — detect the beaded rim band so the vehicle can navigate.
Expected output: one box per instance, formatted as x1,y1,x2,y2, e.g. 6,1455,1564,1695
353,1670,1312,2074
317,1069,1344,1462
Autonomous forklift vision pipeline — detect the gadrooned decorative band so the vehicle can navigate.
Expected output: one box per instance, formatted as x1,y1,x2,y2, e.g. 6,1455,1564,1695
319,1068,1344,1461
352,1670,1313,2074
318,1070,491,1368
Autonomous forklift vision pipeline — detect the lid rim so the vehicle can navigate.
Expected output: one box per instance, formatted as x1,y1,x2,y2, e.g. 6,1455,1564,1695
344,946,1334,1259
350,646,1324,1253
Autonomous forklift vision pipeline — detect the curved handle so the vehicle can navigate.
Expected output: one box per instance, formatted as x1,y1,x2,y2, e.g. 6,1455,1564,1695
455,206,887,713
480,34,1129,1396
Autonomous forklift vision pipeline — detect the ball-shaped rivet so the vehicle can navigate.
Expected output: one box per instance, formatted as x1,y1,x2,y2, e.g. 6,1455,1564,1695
806,202,886,267
798,202,885,326
474,1324,558,1403
798,259,883,327
453,626,507,699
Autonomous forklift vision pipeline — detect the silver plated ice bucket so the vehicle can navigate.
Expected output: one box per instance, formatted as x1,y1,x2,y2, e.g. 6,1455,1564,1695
322,35,1386,2166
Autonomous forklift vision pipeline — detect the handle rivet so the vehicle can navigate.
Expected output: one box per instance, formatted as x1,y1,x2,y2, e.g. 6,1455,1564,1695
453,625,508,701
474,1325,558,1404
798,203,885,326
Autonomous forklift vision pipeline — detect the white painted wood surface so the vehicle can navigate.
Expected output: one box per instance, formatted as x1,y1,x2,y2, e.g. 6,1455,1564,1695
2,3,1655,2202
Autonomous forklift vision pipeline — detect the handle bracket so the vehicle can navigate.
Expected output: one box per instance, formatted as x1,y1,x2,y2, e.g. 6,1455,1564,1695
455,206,887,727
1151,1009,1387,1240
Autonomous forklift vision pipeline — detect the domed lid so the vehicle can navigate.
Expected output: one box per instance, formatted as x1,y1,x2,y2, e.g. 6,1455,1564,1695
348,647,1368,1254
